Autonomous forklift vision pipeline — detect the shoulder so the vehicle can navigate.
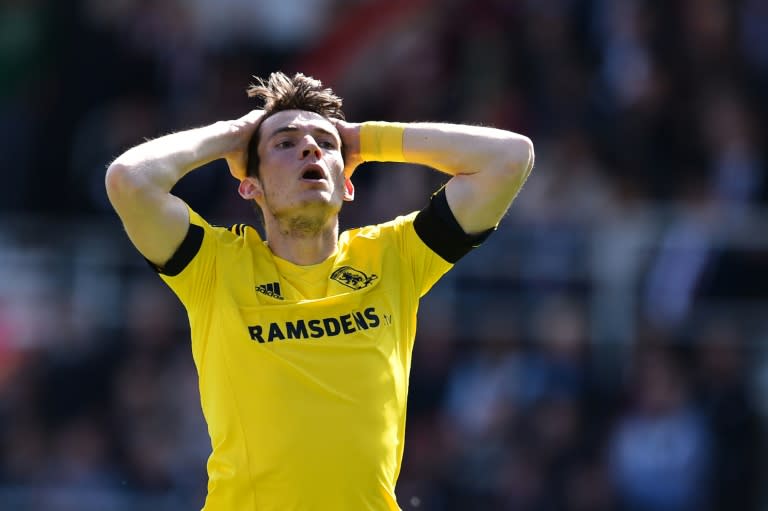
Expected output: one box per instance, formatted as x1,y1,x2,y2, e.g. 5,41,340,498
341,212,419,242
155,207,260,276
190,206,260,247
221,222,260,245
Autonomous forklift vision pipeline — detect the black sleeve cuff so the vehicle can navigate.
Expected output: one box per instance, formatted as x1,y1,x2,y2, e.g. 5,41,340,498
146,224,204,276
413,187,495,263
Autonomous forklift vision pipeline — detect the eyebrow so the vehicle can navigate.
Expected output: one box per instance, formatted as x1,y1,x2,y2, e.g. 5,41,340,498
267,125,338,140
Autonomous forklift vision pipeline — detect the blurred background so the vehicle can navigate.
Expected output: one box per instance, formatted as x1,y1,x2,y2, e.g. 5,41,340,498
1,0,767,509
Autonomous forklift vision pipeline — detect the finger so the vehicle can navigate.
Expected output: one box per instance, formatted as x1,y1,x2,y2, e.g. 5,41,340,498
344,156,362,179
241,109,265,124
229,162,246,180
226,154,248,180
330,118,348,131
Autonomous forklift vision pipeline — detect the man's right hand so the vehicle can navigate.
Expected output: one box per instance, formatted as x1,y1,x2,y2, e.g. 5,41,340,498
223,109,265,180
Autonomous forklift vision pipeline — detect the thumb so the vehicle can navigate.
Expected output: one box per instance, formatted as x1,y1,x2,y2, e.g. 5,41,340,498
227,154,247,180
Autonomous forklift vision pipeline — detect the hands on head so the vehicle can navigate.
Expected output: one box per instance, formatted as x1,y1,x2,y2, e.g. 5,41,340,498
224,111,365,179
226,112,363,201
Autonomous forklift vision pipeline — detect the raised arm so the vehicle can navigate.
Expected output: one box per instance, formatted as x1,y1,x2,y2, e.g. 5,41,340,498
334,121,534,234
105,110,263,266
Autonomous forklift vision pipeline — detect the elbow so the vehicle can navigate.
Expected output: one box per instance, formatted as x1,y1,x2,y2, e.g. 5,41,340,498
105,161,143,206
498,135,534,184
105,162,129,195
511,135,535,175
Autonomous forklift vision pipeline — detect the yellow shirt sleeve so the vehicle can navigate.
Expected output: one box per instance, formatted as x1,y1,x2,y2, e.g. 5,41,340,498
158,205,218,310
381,211,454,298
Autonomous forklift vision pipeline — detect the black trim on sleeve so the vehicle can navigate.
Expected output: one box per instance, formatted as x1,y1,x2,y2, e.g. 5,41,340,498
146,224,204,276
413,187,495,263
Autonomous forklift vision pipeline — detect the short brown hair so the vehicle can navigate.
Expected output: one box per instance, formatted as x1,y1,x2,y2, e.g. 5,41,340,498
245,72,345,177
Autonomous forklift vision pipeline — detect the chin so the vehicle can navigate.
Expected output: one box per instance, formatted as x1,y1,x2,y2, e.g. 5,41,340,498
301,192,343,209
282,197,341,219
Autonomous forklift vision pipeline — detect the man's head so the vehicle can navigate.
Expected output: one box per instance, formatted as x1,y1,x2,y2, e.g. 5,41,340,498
245,72,345,179
238,72,352,235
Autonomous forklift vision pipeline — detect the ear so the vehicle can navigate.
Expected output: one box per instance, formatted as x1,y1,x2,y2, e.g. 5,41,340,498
238,177,263,201
343,177,355,202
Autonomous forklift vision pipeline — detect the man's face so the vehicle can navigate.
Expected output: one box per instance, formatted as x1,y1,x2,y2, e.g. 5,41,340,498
253,110,346,223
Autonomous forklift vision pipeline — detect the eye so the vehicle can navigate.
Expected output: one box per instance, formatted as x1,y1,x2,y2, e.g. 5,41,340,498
275,140,294,149
319,140,337,149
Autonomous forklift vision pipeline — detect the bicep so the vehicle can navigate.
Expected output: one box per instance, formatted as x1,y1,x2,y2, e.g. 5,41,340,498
106,166,190,266
442,134,534,234
444,171,524,234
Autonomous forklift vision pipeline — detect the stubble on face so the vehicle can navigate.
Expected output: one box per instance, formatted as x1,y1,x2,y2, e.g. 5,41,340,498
283,214,334,239
260,181,341,239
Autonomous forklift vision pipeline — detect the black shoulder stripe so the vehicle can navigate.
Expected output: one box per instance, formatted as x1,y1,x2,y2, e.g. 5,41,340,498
413,187,495,263
148,224,204,276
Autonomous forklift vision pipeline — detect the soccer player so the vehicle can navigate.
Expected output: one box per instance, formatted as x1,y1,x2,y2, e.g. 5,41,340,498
105,72,534,510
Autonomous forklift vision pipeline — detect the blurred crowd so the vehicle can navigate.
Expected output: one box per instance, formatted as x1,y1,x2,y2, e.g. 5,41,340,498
1,0,767,509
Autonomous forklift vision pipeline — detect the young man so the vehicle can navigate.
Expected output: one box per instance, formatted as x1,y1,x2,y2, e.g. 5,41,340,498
105,72,534,510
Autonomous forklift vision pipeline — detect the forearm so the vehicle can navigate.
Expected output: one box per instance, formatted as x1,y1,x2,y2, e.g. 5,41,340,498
107,122,233,193
402,123,534,178
359,121,533,179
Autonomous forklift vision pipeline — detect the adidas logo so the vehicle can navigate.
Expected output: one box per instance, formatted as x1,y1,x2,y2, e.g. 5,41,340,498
255,282,284,300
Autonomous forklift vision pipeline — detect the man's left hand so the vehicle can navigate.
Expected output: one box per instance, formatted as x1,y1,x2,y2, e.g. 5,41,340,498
332,119,363,178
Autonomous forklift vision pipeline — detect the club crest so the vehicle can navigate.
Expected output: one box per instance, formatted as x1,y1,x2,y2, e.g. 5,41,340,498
330,266,378,290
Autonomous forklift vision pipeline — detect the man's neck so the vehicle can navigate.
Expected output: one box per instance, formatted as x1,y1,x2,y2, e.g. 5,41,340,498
264,215,339,266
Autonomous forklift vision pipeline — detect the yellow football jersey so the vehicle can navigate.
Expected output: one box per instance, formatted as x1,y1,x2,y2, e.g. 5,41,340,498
154,196,476,510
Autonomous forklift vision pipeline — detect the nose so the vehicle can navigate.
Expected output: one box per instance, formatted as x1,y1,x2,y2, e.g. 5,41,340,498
300,136,322,159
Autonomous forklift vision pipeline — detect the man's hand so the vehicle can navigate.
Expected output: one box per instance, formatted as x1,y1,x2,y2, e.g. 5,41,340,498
223,109,265,180
331,119,363,178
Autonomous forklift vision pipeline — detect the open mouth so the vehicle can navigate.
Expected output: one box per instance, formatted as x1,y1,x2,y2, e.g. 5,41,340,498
301,166,326,181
